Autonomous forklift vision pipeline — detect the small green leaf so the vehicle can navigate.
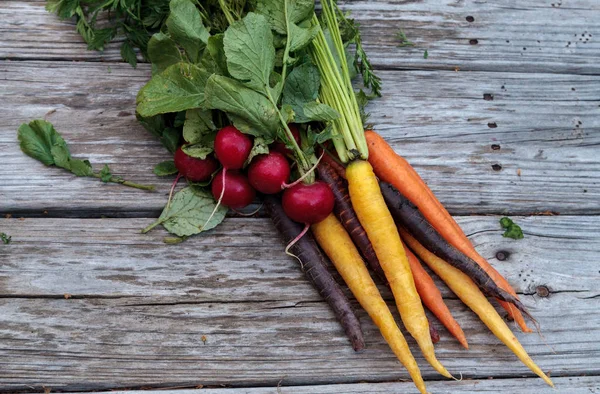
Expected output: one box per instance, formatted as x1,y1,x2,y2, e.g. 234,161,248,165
136,114,181,153
99,164,113,182
255,0,315,35
280,104,295,124
86,27,116,51
307,124,334,147
205,75,279,139
245,137,271,166
224,13,275,92
183,108,215,145
302,102,340,122
166,0,209,62
424,49,429,59
136,62,212,117
181,144,213,160
500,217,524,240
17,119,67,166
154,160,179,176
288,23,319,52
17,119,153,190
200,34,228,76
120,41,138,68
0,233,11,245
146,187,227,237
147,32,182,74
396,30,415,47
50,144,72,170
161,127,181,154
282,63,321,123
71,159,94,177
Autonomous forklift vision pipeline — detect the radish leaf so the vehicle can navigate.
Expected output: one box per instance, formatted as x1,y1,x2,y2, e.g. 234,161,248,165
154,161,178,176
205,75,279,139
136,63,211,117
245,137,271,167
183,108,215,145
148,32,182,74
18,120,154,190
144,187,227,236
223,13,275,92
166,0,209,63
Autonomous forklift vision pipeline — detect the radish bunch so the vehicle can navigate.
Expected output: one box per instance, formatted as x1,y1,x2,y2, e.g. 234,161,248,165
173,124,334,224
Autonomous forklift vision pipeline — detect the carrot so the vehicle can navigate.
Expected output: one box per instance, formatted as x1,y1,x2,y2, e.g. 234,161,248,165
346,159,452,379
312,214,427,394
404,243,468,349
401,228,554,387
381,181,534,322
264,195,365,351
317,161,387,284
365,130,531,332
320,149,347,179
319,160,448,344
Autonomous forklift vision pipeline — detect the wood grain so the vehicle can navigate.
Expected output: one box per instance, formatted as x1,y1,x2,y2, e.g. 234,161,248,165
68,376,600,394
0,216,598,299
1,1,599,74
0,216,598,390
0,290,596,390
1,61,598,215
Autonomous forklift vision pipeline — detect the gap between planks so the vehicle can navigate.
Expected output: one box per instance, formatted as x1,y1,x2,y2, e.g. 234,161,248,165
1,0,599,75
1,62,598,216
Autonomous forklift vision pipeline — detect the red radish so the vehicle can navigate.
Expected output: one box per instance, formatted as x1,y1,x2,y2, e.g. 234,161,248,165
214,125,253,170
174,147,219,182
211,170,255,209
272,124,301,157
282,181,335,224
248,151,291,194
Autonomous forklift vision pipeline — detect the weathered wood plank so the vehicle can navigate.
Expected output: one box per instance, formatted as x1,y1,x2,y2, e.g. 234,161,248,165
1,61,598,215
0,216,598,390
0,293,596,391
67,375,600,394
1,1,599,74
1,216,598,299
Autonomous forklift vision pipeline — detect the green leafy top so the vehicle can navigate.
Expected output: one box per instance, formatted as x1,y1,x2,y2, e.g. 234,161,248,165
45,0,250,67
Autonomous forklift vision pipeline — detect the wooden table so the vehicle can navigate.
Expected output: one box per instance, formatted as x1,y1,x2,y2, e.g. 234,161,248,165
1,1,599,393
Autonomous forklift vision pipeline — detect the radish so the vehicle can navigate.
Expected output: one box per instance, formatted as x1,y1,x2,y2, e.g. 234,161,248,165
282,181,334,224
247,151,291,194
272,124,300,157
174,147,219,182
211,170,255,209
214,125,252,170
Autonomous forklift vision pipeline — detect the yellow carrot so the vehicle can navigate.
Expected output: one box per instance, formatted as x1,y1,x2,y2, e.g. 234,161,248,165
400,228,554,387
346,159,451,379
312,214,427,394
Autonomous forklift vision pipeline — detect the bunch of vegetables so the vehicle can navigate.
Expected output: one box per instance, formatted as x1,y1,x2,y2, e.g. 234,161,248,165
19,0,554,392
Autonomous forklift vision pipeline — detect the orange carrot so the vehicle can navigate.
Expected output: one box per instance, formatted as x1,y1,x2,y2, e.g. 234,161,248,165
403,242,468,349
365,130,531,332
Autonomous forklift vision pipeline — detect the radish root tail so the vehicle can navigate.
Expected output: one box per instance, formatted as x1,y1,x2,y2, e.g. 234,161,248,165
200,168,226,232
166,173,182,211
285,223,310,270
